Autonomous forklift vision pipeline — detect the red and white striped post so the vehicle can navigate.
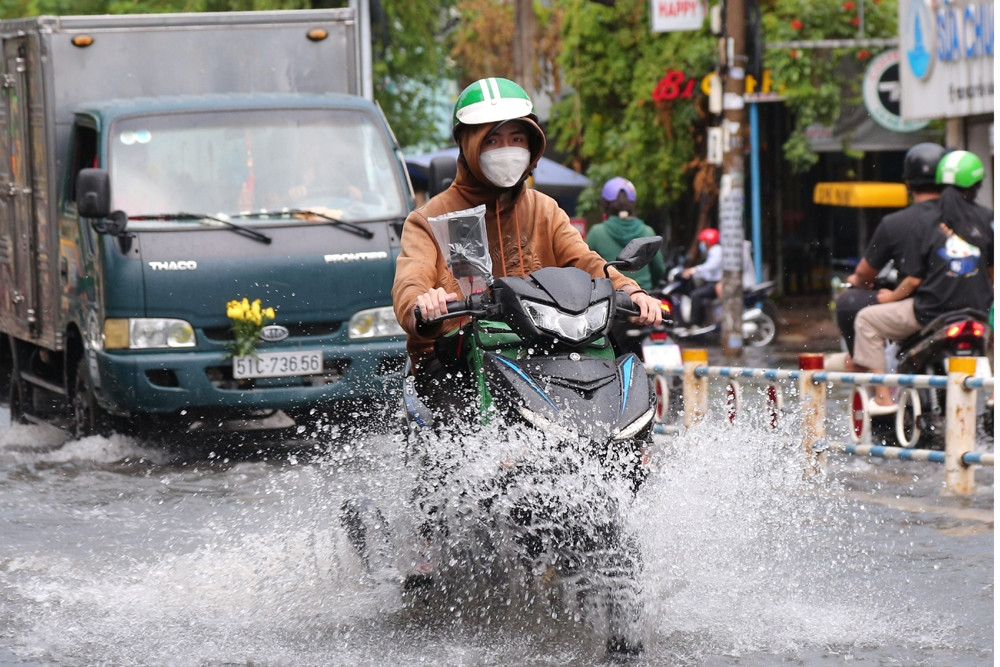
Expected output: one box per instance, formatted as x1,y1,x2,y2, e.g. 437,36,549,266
799,353,827,474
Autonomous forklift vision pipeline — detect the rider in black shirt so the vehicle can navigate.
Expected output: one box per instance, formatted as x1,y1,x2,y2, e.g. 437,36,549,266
852,150,993,412
832,143,946,360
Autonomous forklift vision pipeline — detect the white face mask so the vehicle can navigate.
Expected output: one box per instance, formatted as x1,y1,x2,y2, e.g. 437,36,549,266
479,147,531,188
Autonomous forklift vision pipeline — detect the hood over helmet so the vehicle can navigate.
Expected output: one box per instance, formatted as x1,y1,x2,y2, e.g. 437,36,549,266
451,79,545,195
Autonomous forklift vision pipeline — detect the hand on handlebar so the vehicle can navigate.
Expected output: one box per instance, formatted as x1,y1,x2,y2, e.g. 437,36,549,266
628,292,663,326
413,287,460,325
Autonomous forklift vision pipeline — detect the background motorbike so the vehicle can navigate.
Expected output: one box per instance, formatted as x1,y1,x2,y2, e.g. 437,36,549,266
833,262,992,448
888,307,991,448
655,265,780,348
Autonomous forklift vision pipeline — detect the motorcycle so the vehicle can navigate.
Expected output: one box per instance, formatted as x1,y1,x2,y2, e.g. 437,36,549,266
881,307,991,448
656,265,781,348
831,260,991,448
345,207,659,658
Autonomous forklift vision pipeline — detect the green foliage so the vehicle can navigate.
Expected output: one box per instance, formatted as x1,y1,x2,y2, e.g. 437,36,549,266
371,0,457,151
760,0,898,172
553,0,901,215
551,0,714,216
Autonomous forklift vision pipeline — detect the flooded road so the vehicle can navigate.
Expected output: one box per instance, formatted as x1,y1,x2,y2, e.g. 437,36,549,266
0,403,992,666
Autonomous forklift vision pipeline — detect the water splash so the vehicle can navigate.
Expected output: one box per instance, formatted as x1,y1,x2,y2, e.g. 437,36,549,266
636,410,907,660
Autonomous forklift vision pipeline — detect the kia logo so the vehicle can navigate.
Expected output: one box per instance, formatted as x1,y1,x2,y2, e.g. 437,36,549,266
259,325,289,342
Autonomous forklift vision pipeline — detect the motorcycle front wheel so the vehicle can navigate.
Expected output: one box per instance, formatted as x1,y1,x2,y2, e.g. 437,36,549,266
744,304,779,348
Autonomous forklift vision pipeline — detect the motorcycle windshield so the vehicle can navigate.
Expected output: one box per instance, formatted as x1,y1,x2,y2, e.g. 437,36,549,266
427,204,492,297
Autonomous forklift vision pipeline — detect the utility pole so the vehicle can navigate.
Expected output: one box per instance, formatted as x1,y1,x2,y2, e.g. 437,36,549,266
512,0,535,97
719,0,747,359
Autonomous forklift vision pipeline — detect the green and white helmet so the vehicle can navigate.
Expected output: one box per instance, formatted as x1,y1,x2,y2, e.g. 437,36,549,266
936,150,985,188
453,77,534,140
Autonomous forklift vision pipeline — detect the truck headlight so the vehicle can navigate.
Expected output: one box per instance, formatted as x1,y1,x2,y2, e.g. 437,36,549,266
348,306,404,339
104,318,196,350
520,298,609,343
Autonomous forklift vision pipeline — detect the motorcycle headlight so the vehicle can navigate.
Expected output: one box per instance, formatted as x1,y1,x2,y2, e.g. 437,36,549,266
519,298,609,343
517,404,579,440
348,306,405,339
613,406,655,440
104,318,196,350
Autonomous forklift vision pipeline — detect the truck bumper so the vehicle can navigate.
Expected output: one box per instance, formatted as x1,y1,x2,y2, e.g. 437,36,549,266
92,340,407,417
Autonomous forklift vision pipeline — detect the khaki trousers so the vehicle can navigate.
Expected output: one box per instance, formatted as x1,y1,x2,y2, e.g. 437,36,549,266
853,298,922,371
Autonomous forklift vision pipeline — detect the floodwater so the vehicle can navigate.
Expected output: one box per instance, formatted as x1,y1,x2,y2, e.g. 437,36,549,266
0,397,992,666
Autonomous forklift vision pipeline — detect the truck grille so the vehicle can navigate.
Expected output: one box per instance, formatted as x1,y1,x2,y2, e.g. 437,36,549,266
201,321,342,341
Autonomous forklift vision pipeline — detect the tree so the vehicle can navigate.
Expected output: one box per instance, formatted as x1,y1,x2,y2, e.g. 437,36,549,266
549,0,716,221
549,0,899,221
450,0,562,94
369,0,458,151
760,0,899,172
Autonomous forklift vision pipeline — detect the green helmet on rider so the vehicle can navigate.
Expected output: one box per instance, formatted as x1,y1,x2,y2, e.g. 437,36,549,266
936,150,985,189
451,77,544,189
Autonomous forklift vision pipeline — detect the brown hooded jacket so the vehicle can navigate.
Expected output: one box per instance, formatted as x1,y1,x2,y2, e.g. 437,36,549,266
392,117,643,370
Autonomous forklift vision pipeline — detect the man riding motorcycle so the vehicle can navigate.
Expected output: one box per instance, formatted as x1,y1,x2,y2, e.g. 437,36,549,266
831,142,946,365
851,150,993,413
586,176,665,291
682,227,723,327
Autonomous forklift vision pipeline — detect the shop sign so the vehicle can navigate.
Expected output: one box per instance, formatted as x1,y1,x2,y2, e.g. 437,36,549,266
862,49,930,132
651,69,781,102
651,0,707,33
897,0,994,120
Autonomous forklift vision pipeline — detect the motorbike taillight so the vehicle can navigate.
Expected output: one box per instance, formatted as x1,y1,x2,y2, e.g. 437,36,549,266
945,321,983,338
649,331,668,342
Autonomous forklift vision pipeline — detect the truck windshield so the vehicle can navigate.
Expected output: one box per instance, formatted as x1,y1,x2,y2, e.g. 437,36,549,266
108,108,408,224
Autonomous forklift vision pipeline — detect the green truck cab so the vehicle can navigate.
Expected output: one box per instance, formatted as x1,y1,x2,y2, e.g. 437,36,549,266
0,10,413,436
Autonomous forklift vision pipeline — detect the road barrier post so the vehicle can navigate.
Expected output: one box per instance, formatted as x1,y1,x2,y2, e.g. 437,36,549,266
945,357,978,495
798,353,827,474
683,348,709,428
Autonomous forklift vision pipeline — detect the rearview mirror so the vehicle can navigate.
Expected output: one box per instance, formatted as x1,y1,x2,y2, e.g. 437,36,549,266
428,155,457,198
77,168,111,219
610,236,663,272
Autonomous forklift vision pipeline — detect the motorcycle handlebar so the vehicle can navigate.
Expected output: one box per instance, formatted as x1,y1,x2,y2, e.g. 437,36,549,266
614,291,640,319
414,296,480,326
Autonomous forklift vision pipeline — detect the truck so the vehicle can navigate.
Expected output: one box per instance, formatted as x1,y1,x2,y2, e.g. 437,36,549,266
0,9,414,437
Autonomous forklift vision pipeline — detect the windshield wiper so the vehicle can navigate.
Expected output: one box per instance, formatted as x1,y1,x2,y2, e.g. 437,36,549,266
233,209,374,240
129,212,272,244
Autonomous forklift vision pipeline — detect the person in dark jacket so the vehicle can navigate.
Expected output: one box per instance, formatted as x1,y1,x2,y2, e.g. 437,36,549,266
852,150,994,413
831,142,946,364
586,176,665,291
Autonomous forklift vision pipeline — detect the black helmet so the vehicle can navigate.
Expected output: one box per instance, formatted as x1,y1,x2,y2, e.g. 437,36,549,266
903,142,947,188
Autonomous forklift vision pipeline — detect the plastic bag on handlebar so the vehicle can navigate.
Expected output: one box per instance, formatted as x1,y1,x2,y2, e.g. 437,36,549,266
428,204,492,298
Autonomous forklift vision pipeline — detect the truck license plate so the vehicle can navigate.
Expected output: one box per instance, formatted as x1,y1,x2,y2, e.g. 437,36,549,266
232,350,324,379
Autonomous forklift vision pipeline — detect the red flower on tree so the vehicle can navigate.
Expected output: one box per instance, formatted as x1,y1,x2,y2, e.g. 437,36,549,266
842,1,855,9
851,16,860,25
857,49,871,60
791,19,804,30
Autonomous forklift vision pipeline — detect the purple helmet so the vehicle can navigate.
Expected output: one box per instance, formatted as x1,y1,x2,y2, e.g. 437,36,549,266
601,177,637,203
